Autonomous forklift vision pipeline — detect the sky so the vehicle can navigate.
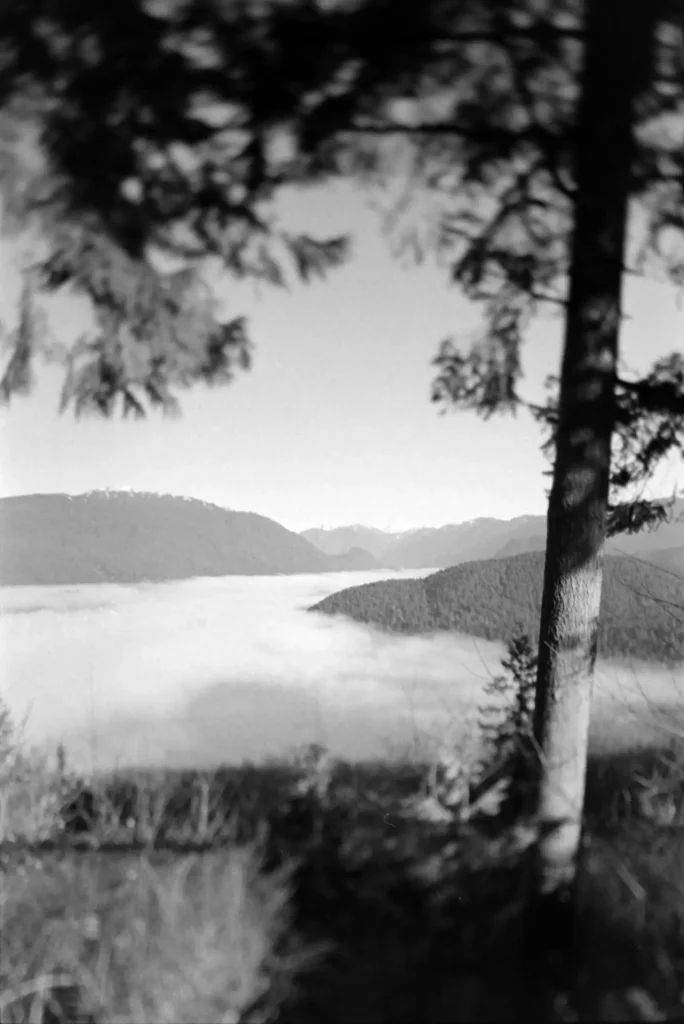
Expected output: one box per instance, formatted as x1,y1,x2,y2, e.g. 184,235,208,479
1,180,682,534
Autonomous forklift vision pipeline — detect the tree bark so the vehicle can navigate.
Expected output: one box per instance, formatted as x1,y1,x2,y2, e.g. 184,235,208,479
523,0,656,992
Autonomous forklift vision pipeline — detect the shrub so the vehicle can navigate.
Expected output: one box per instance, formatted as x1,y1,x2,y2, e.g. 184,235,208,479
0,697,69,844
477,631,538,820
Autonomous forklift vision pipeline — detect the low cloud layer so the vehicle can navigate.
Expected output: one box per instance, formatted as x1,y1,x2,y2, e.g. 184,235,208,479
1,570,682,773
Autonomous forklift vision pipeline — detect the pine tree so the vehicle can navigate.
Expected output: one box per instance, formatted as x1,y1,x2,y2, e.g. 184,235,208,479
268,0,683,936
478,631,537,821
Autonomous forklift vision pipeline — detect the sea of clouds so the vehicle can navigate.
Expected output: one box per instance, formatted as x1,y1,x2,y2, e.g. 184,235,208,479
1,569,682,774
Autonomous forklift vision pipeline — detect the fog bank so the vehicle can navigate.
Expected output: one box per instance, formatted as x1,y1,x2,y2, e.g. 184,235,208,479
1,570,682,773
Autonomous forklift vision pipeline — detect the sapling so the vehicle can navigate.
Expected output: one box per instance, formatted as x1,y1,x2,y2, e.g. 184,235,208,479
478,632,538,821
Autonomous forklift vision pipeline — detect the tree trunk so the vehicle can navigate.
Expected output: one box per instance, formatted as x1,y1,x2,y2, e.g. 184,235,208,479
523,0,656,991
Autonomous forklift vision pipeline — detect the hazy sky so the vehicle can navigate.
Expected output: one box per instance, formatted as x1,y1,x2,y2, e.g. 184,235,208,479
1,181,682,533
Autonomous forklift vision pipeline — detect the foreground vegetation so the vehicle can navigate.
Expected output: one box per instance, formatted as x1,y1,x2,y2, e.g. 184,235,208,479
311,550,684,665
2,690,684,1023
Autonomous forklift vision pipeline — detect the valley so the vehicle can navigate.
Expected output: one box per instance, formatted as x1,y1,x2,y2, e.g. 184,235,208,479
1,490,681,775
1,568,681,777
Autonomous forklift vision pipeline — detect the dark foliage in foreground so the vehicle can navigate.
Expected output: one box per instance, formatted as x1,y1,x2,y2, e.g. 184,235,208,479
2,743,681,1023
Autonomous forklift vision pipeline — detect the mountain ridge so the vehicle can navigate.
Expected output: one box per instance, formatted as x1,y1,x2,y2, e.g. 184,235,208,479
302,499,684,569
2,490,681,588
0,492,384,586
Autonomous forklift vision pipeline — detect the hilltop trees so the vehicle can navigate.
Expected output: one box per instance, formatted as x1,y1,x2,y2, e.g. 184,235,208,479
311,553,683,664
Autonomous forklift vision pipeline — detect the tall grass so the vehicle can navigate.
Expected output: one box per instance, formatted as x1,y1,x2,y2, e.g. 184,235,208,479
0,698,325,1024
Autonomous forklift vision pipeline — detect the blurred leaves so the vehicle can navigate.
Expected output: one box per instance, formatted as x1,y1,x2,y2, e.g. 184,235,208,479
431,335,522,418
0,0,355,416
529,352,684,537
0,0,681,427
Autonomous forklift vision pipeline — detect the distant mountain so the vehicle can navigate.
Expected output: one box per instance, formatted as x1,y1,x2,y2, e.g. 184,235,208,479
304,500,684,570
309,550,684,665
301,518,542,566
325,547,390,572
300,526,405,559
495,532,547,559
0,492,343,586
383,517,543,569
4,491,682,588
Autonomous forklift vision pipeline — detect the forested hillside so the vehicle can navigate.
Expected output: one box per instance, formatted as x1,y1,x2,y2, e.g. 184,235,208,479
310,551,684,664
0,492,335,585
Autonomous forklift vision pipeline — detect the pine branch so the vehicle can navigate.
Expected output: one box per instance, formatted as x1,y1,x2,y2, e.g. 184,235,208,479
605,498,674,538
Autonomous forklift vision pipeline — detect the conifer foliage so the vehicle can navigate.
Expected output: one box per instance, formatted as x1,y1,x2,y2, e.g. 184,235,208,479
478,632,537,821
0,0,351,417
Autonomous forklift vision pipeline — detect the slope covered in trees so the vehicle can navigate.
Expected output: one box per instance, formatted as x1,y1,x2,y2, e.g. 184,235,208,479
0,491,337,585
310,551,684,665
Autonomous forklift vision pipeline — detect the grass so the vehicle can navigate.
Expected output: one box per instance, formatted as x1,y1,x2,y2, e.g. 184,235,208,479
1,699,684,1022
0,847,311,1024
